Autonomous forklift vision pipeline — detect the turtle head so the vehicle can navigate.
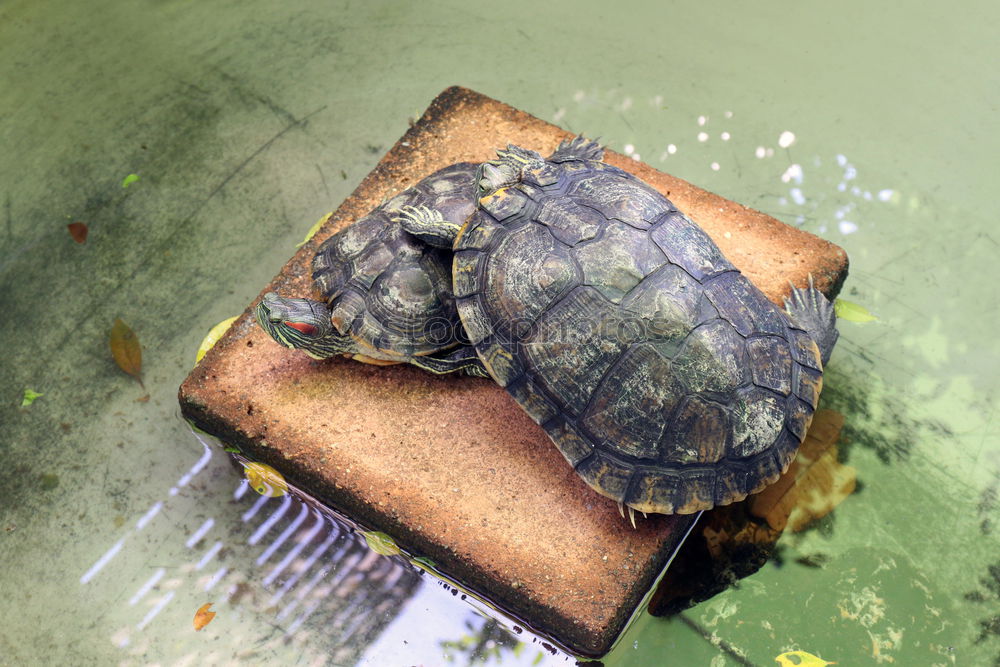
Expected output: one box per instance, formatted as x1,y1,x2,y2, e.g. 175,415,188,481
476,144,544,199
255,292,353,359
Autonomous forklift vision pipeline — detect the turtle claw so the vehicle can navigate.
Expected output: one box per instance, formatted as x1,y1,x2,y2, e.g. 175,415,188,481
628,506,637,530
618,501,625,519
391,205,459,249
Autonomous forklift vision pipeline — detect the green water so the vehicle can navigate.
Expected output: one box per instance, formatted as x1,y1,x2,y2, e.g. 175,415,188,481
2,1,998,664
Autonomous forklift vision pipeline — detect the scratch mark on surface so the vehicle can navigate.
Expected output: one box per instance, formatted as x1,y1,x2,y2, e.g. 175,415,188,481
194,105,325,217
876,244,920,271
315,164,331,201
4,193,11,245
214,68,299,126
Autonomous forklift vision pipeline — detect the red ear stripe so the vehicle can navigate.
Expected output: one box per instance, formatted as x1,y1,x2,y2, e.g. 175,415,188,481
284,321,318,335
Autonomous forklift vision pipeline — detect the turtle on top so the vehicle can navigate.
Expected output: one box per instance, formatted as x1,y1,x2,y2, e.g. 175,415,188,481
256,137,839,522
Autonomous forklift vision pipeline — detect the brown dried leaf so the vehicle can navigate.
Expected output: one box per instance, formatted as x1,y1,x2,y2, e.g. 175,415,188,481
67,222,88,243
193,602,216,631
109,318,143,387
750,409,856,532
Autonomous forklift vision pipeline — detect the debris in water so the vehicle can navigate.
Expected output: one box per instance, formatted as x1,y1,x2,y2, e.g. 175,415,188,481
834,298,877,323
195,316,238,364
193,602,216,631
67,222,88,243
244,462,287,497
750,410,856,532
298,213,334,248
775,649,836,666
360,530,402,557
109,318,144,388
21,389,43,407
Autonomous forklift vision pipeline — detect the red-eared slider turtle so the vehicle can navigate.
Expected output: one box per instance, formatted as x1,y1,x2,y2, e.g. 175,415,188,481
255,139,604,373
398,142,840,517
255,162,486,374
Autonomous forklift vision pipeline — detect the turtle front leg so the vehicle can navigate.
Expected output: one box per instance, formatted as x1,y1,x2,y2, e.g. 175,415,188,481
408,345,490,378
392,205,461,249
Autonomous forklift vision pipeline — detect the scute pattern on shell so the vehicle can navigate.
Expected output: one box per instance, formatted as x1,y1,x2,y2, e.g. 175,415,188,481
312,162,477,358
455,160,823,514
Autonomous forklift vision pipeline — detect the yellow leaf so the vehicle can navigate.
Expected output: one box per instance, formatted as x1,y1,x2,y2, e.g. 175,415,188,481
775,650,835,666
750,410,856,532
834,298,877,323
360,530,402,556
109,318,143,388
193,602,216,631
195,316,238,364
297,212,334,248
244,463,287,497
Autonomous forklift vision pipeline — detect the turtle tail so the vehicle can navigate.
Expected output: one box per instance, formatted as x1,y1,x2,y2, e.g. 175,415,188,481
784,276,839,367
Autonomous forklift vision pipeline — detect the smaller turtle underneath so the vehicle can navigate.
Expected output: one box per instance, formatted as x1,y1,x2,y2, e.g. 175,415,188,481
255,161,486,376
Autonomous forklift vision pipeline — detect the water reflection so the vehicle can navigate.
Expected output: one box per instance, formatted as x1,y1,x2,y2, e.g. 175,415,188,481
650,410,856,616
79,430,568,665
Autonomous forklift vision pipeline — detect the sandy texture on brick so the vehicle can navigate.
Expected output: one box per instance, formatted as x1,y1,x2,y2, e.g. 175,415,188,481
180,86,848,656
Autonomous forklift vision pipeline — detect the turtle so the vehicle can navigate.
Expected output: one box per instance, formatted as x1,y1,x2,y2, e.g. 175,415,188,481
255,138,605,374
255,161,486,375
394,141,840,518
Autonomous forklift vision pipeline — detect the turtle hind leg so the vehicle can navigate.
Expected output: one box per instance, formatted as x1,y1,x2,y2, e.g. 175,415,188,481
408,345,490,378
784,276,840,366
547,135,604,163
392,205,461,249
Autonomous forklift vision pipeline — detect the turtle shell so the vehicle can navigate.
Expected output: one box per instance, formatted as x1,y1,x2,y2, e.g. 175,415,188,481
454,158,823,514
312,162,477,359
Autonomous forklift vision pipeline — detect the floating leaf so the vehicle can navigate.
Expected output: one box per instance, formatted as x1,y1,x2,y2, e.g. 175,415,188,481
121,173,140,188
775,650,836,666
244,462,287,497
21,389,43,407
834,298,877,323
297,212,333,248
193,602,216,631
195,316,238,364
750,410,856,532
109,318,144,387
360,530,402,556
67,222,88,243
412,555,438,572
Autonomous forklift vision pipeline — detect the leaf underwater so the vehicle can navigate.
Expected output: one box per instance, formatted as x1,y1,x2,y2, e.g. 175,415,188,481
834,298,877,323
297,212,334,248
109,318,143,387
243,462,287,497
195,316,238,364
21,389,43,407
361,531,402,557
67,222,88,243
750,410,856,532
193,603,216,631
775,650,836,666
